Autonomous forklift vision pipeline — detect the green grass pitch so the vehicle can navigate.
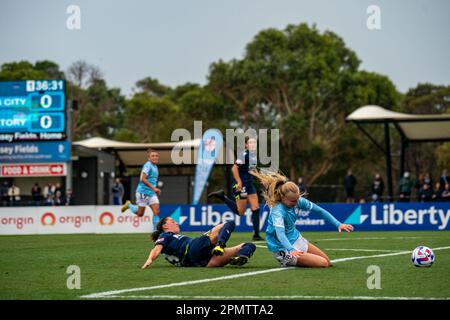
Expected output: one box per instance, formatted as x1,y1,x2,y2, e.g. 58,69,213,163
1,231,449,300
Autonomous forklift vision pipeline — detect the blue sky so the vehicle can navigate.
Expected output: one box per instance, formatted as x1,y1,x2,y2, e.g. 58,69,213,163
1,0,449,96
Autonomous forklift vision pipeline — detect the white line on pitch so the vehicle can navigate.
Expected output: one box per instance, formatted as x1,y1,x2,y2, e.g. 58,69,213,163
80,246,450,299
103,295,450,300
324,248,404,252
312,236,422,241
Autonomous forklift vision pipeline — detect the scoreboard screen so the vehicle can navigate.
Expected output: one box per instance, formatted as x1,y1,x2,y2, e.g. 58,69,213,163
0,80,66,142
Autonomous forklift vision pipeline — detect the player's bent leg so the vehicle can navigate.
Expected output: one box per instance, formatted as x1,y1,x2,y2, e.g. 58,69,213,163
207,223,226,246
296,253,330,268
150,203,160,216
207,244,242,267
248,194,259,211
136,206,146,217
236,199,248,216
211,221,236,256
307,242,332,266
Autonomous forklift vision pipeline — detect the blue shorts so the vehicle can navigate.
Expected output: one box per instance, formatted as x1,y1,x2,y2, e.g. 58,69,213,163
233,180,257,200
183,235,213,267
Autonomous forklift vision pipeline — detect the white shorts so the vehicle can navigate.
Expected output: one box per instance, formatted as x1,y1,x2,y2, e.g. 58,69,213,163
135,192,159,207
272,236,309,267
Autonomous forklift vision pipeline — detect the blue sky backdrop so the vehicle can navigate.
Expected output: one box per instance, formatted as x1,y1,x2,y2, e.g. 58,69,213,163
1,0,449,96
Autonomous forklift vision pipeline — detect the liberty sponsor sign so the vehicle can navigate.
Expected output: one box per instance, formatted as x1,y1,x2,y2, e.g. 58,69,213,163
1,202,449,235
166,202,450,232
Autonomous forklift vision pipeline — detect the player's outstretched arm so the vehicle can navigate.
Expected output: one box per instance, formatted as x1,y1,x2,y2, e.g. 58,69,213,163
142,245,163,269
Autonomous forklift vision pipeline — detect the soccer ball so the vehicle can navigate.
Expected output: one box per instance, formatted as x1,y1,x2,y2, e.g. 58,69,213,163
411,246,435,267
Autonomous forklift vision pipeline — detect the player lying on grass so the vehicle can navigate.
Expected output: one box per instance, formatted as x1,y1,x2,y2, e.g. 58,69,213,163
251,169,354,268
142,217,257,268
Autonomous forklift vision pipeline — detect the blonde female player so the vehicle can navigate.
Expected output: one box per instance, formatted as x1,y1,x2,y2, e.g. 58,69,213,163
251,170,354,268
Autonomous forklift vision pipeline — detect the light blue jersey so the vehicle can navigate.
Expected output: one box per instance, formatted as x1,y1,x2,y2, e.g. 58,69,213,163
136,161,158,196
266,197,341,252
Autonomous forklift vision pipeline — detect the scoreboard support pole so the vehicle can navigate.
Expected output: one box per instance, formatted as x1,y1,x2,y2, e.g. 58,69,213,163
65,98,73,191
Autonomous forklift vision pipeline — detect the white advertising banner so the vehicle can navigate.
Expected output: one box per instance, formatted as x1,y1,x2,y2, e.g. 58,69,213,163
95,206,154,234
0,206,155,235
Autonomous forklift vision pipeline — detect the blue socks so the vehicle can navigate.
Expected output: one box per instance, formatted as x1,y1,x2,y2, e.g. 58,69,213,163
238,243,256,258
152,215,160,228
129,204,138,214
223,195,239,215
217,221,236,247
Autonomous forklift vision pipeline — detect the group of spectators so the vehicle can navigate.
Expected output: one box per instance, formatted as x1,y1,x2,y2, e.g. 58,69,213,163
0,181,74,206
399,170,450,202
342,169,450,203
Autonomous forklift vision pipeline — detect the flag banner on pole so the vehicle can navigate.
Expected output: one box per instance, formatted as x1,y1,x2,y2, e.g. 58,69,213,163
192,129,223,204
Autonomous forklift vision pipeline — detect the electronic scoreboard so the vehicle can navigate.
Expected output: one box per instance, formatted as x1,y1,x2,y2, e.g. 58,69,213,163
0,80,66,142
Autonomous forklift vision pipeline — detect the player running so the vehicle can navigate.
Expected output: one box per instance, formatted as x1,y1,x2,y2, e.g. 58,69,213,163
121,148,161,229
207,136,263,241
251,169,354,268
142,217,257,268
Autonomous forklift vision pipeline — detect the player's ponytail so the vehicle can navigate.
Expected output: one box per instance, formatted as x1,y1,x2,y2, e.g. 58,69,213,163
250,169,300,207
151,217,170,242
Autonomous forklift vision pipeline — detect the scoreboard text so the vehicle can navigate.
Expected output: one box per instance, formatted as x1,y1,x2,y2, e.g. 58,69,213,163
0,80,66,142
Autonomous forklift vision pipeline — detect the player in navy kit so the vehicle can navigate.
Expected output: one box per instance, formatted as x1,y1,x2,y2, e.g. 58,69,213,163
142,217,257,268
208,137,263,241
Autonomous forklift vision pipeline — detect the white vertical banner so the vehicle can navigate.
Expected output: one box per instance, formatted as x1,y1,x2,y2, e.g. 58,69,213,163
192,129,223,204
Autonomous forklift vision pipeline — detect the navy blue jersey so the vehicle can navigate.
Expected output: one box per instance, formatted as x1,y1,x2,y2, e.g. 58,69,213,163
155,232,192,266
235,150,257,184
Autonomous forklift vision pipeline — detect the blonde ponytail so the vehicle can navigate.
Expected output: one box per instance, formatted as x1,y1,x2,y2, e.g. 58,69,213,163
250,169,300,207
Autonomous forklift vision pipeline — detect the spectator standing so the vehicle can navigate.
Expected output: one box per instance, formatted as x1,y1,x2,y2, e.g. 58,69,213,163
54,190,64,206
43,183,55,199
371,173,385,202
344,169,357,203
112,178,125,205
418,184,433,202
297,177,307,195
1,181,9,206
44,194,55,206
399,172,413,202
31,183,42,206
64,189,75,206
423,173,433,189
432,182,443,201
8,184,21,206
439,170,449,190
441,183,450,202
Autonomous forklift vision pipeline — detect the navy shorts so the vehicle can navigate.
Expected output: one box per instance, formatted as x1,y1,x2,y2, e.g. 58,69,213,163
233,181,257,200
183,235,213,267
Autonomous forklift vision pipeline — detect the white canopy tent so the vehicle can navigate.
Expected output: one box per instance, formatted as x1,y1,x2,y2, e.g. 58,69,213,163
346,105,450,201
73,137,201,166
73,136,234,167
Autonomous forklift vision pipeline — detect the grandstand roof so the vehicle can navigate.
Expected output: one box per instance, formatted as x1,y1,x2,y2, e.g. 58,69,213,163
346,105,450,141
73,137,231,166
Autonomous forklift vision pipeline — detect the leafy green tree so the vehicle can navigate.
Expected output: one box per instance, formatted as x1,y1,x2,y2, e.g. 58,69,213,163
208,23,400,186
0,60,63,80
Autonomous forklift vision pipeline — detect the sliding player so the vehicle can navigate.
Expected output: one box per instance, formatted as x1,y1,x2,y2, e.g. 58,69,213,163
251,169,354,268
208,136,263,241
122,148,161,229
142,217,257,268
